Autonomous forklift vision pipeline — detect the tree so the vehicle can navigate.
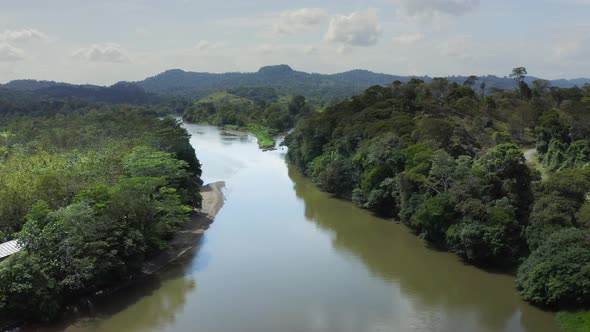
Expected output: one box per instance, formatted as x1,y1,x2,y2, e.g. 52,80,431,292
463,75,478,88
425,150,456,194
447,222,513,264
532,79,551,96
430,77,450,103
517,228,590,307
288,95,307,116
510,67,528,83
480,82,486,97
411,194,458,245
510,67,531,99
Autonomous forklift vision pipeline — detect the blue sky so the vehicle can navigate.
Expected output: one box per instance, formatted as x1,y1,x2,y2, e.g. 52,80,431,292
1,0,589,85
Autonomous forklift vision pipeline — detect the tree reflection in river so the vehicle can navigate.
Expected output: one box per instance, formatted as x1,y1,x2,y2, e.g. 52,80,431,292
288,165,559,332
46,246,204,332
48,124,560,332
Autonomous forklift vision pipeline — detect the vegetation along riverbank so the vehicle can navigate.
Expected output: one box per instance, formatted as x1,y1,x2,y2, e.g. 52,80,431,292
182,89,313,149
284,69,590,331
0,106,210,325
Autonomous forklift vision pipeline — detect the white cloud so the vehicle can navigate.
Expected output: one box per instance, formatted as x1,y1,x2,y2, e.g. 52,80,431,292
273,8,326,34
325,9,381,47
396,0,479,19
0,44,25,62
0,29,47,43
393,32,424,44
72,43,130,63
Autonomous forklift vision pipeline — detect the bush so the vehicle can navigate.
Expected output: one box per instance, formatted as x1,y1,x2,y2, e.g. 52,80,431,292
446,222,514,264
517,228,590,307
411,194,457,245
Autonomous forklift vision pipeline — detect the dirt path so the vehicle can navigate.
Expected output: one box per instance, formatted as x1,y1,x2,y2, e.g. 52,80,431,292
142,181,225,274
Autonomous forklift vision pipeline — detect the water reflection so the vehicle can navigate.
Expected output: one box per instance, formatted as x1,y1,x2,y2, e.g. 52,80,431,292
41,245,206,332
50,124,559,332
288,165,559,332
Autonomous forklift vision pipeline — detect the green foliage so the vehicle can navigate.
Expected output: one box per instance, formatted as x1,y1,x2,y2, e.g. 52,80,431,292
446,223,512,263
517,228,590,307
183,92,312,148
243,124,277,149
314,156,356,195
0,109,202,322
411,194,458,245
526,168,590,250
557,311,590,332
286,79,590,313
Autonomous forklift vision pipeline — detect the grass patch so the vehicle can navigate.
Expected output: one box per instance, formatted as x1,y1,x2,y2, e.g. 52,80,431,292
222,124,276,149
557,311,590,332
244,124,276,149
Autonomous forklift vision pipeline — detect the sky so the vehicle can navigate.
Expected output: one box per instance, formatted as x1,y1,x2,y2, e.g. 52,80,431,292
1,0,589,85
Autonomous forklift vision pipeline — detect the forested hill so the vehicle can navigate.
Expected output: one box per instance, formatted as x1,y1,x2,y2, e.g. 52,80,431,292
1,80,160,105
3,65,589,103
134,64,590,99
285,77,590,314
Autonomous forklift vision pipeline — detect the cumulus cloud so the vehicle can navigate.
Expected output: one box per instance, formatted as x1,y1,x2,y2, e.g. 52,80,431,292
396,0,479,19
273,8,326,34
325,9,382,47
72,43,130,63
393,32,425,44
0,28,47,43
0,43,25,61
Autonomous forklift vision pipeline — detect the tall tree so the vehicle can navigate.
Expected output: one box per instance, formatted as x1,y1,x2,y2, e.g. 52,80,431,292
480,82,486,97
510,67,528,83
463,75,478,88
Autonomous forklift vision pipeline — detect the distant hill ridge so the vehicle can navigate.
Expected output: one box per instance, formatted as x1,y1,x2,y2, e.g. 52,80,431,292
133,64,590,98
3,65,589,103
2,79,159,104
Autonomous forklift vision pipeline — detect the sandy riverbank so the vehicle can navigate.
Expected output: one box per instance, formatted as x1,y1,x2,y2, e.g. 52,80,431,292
142,181,225,274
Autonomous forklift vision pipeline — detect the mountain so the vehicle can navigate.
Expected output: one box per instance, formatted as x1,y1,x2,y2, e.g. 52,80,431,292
2,80,159,104
135,65,400,99
4,65,590,103
134,65,590,100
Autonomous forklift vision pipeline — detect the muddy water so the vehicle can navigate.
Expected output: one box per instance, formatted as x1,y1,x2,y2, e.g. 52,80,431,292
60,124,559,332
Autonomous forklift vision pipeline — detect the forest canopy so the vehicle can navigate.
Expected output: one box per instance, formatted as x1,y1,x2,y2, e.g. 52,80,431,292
0,107,203,322
285,74,590,312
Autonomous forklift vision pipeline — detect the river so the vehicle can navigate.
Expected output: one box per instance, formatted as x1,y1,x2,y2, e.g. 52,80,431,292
57,124,559,332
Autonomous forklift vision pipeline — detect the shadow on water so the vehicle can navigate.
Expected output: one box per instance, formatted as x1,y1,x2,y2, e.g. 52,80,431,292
29,241,207,332
287,164,559,332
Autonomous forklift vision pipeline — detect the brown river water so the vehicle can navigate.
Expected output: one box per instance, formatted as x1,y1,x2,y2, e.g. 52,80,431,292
50,123,559,332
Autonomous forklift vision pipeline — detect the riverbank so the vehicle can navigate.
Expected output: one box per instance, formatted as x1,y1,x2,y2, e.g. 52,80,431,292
142,181,225,274
0,182,226,331
223,124,276,149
